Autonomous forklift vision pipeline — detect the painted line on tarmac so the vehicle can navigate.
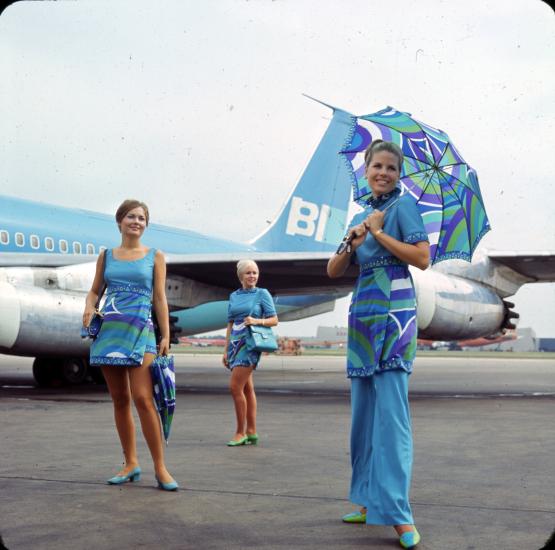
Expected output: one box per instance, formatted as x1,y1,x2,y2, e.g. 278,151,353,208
1,475,554,516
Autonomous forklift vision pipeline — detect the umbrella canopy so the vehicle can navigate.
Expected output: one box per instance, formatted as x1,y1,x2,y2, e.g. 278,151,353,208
151,354,176,444
340,106,490,264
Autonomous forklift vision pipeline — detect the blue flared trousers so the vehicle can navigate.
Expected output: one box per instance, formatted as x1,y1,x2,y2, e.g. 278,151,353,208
349,371,414,525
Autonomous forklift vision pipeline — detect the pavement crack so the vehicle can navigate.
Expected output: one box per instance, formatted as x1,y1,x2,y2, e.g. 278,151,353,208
1,476,554,515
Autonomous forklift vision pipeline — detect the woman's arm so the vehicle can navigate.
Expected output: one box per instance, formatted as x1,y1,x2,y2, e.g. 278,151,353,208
244,315,279,327
222,321,233,367
327,223,368,279
365,210,430,270
82,251,106,327
152,250,171,355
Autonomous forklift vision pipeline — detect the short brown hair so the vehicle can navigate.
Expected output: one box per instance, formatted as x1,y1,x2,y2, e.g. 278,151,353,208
115,199,150,226
364,140,404,172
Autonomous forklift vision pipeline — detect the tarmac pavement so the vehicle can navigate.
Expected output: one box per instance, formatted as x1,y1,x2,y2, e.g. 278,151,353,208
1,353,554,549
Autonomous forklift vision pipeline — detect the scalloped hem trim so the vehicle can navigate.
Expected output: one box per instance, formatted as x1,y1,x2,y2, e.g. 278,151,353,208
347,358,413,378
90,357,142,367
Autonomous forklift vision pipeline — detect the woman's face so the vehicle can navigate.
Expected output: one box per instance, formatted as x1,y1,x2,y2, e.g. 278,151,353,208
119,206,147,237
240,263,259,289
365,150,400,197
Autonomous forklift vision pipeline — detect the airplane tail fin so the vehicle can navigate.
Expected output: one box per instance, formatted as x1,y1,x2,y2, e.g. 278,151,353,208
251,103,355,252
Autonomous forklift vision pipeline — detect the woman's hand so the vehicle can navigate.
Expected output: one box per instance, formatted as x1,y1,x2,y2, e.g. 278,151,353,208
348,223,368,250
244,316,257,326
82,305,96,328
364,210,385,235
222,354,229,368
158,337,170,356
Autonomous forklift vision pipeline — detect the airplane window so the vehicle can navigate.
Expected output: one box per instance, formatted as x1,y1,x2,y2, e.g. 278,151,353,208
15,232,25,247
86,243,95,254
73,241,82,254
30,235,40,249
99,245,107,252
0,230,8,245
45,237,54,251
59,239,68,253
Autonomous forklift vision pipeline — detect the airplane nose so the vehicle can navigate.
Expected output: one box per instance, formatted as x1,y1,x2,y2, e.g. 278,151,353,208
0,281,21,349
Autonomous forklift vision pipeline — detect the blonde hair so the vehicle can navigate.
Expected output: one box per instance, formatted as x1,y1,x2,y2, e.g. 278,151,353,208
236,259,258,281
115,199,150,227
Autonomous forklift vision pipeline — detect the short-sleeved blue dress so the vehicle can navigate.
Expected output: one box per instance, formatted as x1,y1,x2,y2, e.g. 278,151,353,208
90,248,157,367
226,287,277,369
347,187,428,377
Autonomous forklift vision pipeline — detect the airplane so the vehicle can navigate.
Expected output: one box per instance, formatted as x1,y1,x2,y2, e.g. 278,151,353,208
1,100,554,387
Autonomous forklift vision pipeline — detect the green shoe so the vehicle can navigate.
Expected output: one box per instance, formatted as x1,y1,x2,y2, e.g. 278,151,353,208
227,436,248,446
399,528,421,549
246,433,259,445
342,510,366,523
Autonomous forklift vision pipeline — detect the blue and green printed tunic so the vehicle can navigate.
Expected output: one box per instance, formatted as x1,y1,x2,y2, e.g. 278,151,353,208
226,287,276,370
90,248,157,367
347,187,428,378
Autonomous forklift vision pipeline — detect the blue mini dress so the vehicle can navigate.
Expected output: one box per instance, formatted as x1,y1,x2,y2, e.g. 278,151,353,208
90,248,157,367
226,288,276,369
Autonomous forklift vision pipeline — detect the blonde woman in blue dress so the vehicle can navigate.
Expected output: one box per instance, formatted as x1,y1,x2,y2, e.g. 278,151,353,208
328,141,429,549
223,260,278,446
83,199,178,491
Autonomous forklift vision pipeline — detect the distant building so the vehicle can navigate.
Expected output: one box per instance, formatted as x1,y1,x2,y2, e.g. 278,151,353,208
538,338,555,352
316,326,348,340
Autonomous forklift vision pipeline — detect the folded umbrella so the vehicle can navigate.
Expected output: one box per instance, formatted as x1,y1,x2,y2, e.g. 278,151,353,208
150,354,176,444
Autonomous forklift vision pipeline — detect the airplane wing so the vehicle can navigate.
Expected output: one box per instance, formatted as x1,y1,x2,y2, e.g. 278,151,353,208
164,251,358,295
0,251,358,296
487,251,555,282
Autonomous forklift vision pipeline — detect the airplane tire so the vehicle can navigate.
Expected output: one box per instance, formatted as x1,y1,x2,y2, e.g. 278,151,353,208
61,358,88,385
32,357,62,388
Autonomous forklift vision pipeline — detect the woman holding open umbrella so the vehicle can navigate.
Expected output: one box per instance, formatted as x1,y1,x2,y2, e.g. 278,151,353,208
328,140,429,549
82,199,178,491
222,259,278,446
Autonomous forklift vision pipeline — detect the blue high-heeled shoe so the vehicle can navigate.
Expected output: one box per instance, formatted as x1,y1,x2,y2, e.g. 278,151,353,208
107,466,141,485
155,476,179,491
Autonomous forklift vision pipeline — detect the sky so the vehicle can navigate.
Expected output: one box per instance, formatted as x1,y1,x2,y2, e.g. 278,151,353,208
1,0,554,337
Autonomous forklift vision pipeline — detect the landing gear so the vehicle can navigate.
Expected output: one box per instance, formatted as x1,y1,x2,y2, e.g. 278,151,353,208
61,358,88,385
33,357,100,387
32,357,63,388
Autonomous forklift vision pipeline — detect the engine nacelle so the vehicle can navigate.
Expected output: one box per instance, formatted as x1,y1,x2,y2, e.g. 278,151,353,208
0,281,90,357
411,268,508,340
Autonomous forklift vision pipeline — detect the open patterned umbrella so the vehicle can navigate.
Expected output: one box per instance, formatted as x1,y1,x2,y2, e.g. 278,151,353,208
151,354,176,444
340,106,490,264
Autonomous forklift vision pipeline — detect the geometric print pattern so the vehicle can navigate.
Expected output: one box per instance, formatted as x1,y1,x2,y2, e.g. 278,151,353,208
347,265,417,377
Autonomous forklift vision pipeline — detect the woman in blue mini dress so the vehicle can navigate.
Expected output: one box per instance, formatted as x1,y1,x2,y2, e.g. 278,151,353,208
223,260,278,446
327,141,430,549
83,199,178,491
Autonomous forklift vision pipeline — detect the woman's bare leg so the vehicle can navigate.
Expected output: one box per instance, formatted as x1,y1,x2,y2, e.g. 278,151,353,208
229,365,254,440
101,366,139,474
128,354,174,484
244,372,257,435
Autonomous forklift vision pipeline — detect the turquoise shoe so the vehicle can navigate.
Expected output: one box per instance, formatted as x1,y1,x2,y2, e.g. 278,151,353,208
155,476,179,491
227,436,248,446
107,466,141,485
246,433,259,445
341,510,366,523
399,528,421,549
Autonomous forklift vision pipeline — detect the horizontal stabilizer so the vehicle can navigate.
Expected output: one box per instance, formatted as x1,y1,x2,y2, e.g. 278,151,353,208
488,251,555,282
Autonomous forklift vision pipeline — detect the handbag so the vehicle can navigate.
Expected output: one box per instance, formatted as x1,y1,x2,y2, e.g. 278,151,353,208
245,289,278,353
82,250,107,340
